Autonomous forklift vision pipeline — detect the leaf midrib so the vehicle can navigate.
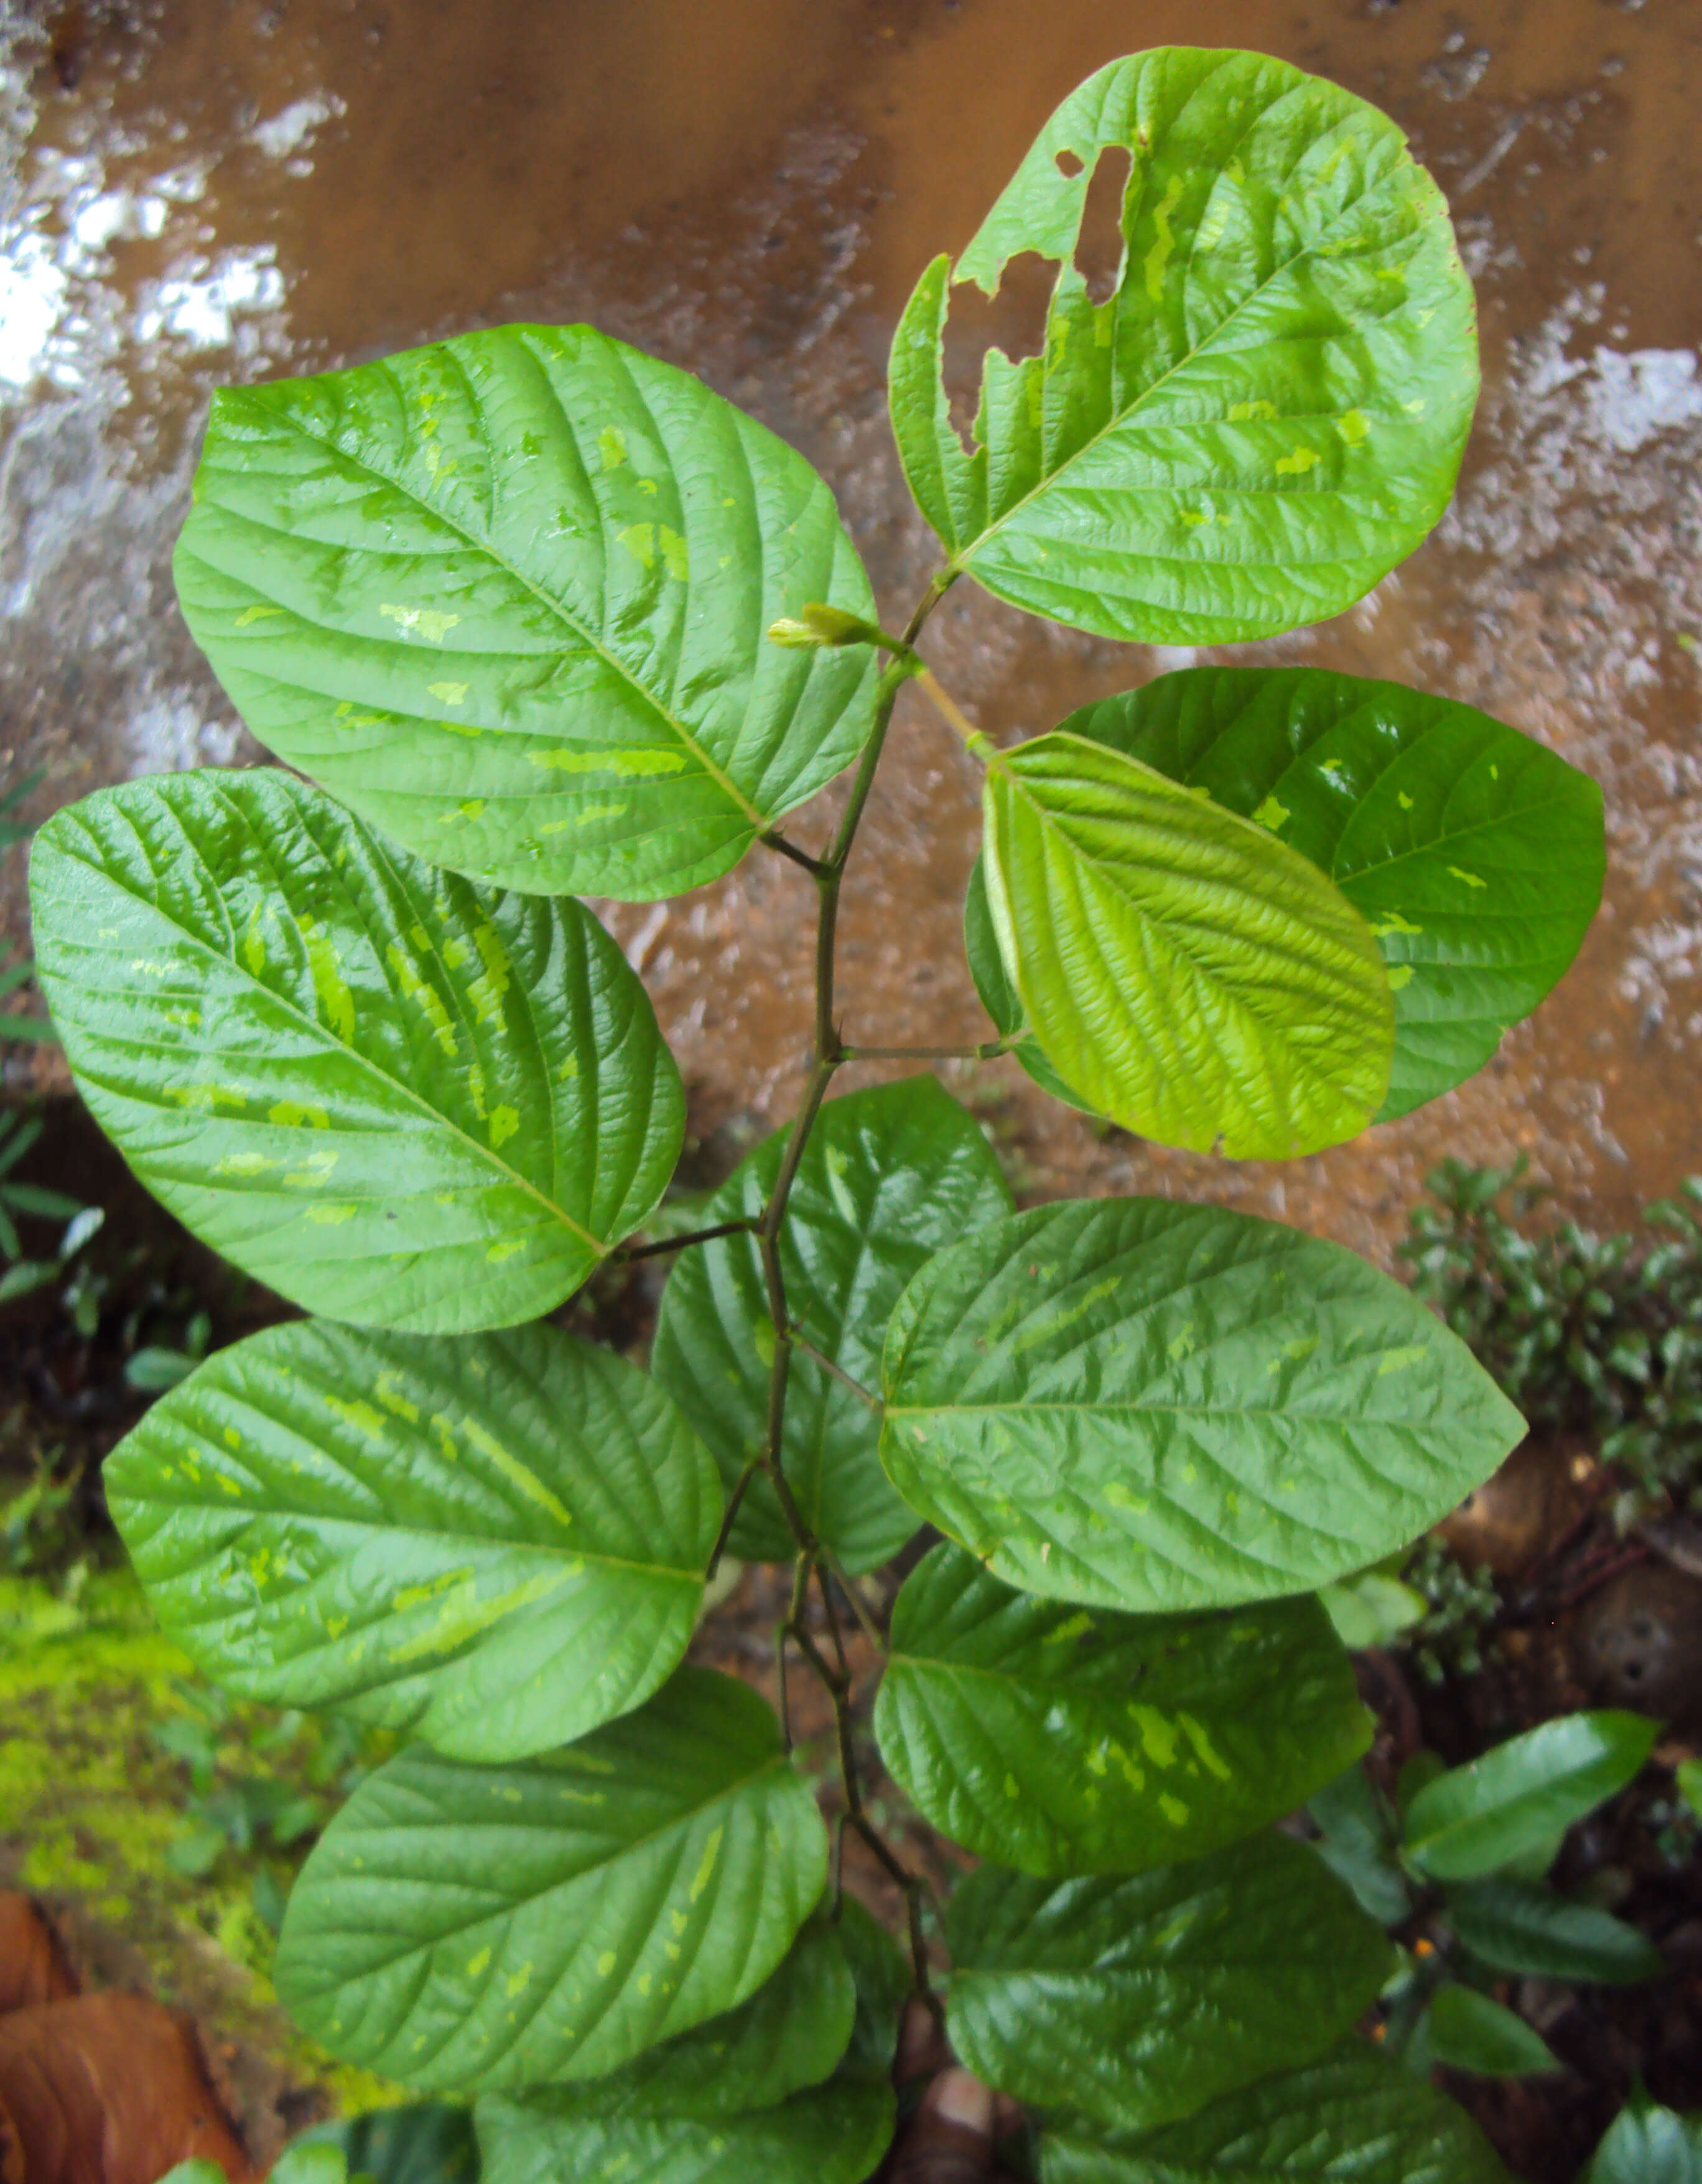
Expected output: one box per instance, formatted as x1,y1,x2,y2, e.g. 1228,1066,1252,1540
949,146,1415,570
221,393,767,831
73,828,605,1255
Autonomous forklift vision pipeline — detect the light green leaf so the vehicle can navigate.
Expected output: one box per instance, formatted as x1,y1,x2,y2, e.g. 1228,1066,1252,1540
106,1320,722,1764
1677,1757,1702,1822
876,1542,1369,1875
1319,1569,1428,1651
945,1834,1393,2132
294,2105,479,2184
1403,1712,1660,1883
1040,2042,1509,2183
1306,1763,1411,1928
1424,1986,1559,2078
1587,2089,1702,2184
29,770,682,1333
1447,1878,1665,1986
271,2149,351,2184
967,669,1604,1121
980,732,1393,1157
274,1666,827,2093
880,1198,1524,1615
485,1911,854,2124
475,2074,894,2184
651,1078,1013,1570
889,49,1477,644
175,325,878,902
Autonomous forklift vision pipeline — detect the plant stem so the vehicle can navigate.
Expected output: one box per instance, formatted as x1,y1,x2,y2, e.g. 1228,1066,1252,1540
705,1452,765,1582
793,1332,880,1411
839,1038,1016,1063
742,571,951,1999
615,1216,758,1264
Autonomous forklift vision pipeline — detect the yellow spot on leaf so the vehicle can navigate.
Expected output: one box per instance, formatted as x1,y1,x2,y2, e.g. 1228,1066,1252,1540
381,604,460,644
429,682,469,706
234,605,282,627
1337,409,1370,446
1387,964,1414,990
1275,446,1320,475
528,745,689,778
1448,867,1487,889
466,1947,491,1977
689,1826,723,1903
1253,795,1289,831
598,427,627,470
620,523,654,571
1143,172,1185,301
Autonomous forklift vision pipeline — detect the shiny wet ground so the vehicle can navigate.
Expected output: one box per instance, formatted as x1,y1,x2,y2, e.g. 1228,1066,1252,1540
3,0,1700,1257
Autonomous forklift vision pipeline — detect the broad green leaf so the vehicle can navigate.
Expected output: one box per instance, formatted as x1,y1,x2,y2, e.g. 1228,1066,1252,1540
1041,2042,1509,2183
1678,1757,1702,1821
29,770,682,1332
175,325,878,901
1446,1878,1664,1985
1318,1569,1428,1651
889,49,1477,645
881,1199,1524,1615
1403,1712,1660,1883
475,2074,894,2184
834,1896,912,2081
483,1911,853,2124
962,846,1091,1113
651,1078,1012,1570
876,1542,1369,1875
274,1666,827,2093
980,732,1393,1157
294,2109,478,2184
1588,2091,1702,2184
270,2152,348,2184
1306,1764,1412,1928
105,1320,722,1764
944,1834,1393,2132
1424,1986,1558,2078
967,670,1603,1121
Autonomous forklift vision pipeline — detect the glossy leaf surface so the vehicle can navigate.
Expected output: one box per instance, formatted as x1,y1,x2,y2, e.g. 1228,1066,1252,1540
176,325,878,901
881,1199,1524,1614
29,770,682,1332
876,1543,1369,1875
944,1834,1393,2132
980,732,1393,1157
1306,1765,1411,1926
295,2105,479,2184
1586,2092,1702,2184
475,2076,893,2184
653,1078,1012,1569
106,1320,721,1764
1403,1712,1659,1883
1041,2042,1509,2183
1448,1878,1664,1985
274,1668,826,2092
1425,1986,1558,2078
889,49,1477,644
967,669,1603,1121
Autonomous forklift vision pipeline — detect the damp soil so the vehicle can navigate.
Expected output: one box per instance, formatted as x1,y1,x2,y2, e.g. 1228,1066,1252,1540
2,0,1701,1261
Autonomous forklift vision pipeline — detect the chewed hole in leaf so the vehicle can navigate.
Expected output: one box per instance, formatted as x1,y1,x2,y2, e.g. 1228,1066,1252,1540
939,253,1056,452
1072,144,1132,306
1054,146,1086,178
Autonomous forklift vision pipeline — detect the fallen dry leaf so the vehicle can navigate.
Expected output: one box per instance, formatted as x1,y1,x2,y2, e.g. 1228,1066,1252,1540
0,1900,77,2017
0,1990,254,2184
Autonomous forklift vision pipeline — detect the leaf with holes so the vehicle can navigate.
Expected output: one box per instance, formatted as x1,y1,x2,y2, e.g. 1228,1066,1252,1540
944,1834,1393,2132
106,1320,722,1765
29,770,682,1332
881,1199,1523,1615
1039,2042,1510,2183
980,732,1393,1157
274,1667,827,2093
890,48,1477,644
966,668,1602,1121
174,327,877,902
875,1542,1369,1875
652,1078,1013,1570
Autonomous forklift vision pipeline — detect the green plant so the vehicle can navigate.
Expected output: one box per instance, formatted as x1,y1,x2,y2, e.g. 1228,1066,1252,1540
0,769,56,1045
1403,1161,1702,1514
1585,2084,1702,2182
1309,1711,1664,2083
29,48,1609,2182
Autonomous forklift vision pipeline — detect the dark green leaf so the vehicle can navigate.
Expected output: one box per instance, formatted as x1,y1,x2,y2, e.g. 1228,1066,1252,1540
106,1320,721,1763
1403,1712,1660,1883
475,2075,894,2184
1587,2090,1702,2184
835,1896,912,2083
972,669,1604,1121
889,50,1477,645
980,732,1393,1158
0,1183,84,1221
652,1078,1011,1570
1425,1986,1559,2078
1446,1879,1665,1985
30,770,683,1332
176,325,878,902
1306,1763,1411,1927
944,1834,1393,2132
881,1199,1524,1615
1040,2042,1509,2182
274,1666,827,2092
295,2106,479,2184
877,1542,1369,1875
1676,1758,1702,1822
